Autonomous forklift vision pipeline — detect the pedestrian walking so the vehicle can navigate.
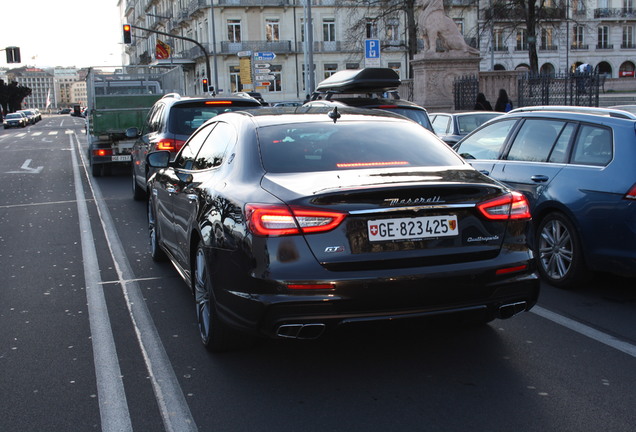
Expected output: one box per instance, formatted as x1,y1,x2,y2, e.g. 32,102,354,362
494,89,513,112
474,93,493,111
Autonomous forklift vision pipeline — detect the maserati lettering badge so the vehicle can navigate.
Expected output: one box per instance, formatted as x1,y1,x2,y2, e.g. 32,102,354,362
384,196,444,206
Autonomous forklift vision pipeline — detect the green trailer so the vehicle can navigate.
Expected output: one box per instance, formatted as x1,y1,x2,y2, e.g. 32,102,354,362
85,66,183,176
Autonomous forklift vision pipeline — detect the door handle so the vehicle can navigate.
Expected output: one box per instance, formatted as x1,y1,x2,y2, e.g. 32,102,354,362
530,175,549,183
478,169,490,176
186,194,198,202
166,186,177,193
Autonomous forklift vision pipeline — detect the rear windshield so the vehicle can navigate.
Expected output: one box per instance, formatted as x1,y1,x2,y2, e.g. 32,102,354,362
259,120,463,173
169,101,260,135
378,107,434,132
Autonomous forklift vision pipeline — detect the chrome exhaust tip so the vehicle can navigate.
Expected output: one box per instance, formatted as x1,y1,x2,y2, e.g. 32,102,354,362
497,301,528,319
276,323,326,339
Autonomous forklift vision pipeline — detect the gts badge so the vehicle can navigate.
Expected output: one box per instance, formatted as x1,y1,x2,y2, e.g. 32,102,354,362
325,246,345,253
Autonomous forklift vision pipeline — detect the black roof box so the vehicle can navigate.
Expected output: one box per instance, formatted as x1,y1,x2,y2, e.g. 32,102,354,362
314,68,401,93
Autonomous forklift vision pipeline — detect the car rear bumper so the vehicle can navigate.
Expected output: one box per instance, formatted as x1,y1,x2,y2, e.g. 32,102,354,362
215,265,540,339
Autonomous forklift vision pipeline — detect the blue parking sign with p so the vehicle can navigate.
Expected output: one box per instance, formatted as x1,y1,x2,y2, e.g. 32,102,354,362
365,39,381,67
365,39,380,59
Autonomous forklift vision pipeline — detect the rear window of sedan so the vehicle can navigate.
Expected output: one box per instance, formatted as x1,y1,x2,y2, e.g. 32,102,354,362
169,101,260,135
258,120,464,173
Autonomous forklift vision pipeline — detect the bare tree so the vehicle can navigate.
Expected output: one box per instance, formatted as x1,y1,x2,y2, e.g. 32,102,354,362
480,0,570,73
338,0,420,78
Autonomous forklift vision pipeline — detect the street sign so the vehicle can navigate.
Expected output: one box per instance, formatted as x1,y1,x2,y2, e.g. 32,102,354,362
237,50,252,57
364,39,381,67
255,68,271,74
256,81,271,87
254,63,270,69
255,75,275,80
254,51,276,61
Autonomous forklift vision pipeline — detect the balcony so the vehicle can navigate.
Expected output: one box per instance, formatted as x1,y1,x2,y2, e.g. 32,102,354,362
539,45,558,51
596,44,614,50
220,40,293,55
594,8,636,19
189,0,211,15
621,42,636,49
571,44,589,50
218,0,291,5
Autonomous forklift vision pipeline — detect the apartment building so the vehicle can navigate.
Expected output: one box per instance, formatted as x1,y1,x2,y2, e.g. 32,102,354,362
121,0,411,103
6,67,55,110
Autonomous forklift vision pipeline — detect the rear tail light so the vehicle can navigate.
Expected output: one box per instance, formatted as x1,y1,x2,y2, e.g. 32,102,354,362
155,139,186,152
477,191,531,220
625,183,636,200
287,283,335,290
93,148,113,157
246,204,346,236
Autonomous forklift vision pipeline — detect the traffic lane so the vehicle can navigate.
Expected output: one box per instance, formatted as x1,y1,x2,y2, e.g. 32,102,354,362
98,168,636,431
538,274,636,344
0,124,100,430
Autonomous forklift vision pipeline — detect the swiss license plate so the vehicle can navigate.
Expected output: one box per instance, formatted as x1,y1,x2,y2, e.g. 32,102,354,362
367,215,459,241
112,155,131,162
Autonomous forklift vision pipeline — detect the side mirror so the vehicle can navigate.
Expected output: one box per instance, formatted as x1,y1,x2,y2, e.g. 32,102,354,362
146,150,171,168
126,127,139,138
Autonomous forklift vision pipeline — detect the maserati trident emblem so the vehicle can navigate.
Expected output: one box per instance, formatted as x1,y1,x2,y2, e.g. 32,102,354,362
384,196,444,206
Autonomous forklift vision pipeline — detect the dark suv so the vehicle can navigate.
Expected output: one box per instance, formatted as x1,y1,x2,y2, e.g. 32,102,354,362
454,106,636,288
129,93,261,200
303,68,434,133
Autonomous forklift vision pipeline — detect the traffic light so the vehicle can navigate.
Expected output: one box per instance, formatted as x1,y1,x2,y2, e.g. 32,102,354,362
5,46,21,63
202,78,209,93
123,24,132,44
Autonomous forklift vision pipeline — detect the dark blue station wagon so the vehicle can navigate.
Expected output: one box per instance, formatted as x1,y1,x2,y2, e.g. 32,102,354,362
454,107,636,288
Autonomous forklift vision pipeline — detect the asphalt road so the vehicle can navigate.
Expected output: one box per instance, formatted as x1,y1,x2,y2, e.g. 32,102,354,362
1,115,635,432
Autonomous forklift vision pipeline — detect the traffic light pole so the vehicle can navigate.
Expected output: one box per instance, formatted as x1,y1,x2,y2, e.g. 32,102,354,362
128,24,218,94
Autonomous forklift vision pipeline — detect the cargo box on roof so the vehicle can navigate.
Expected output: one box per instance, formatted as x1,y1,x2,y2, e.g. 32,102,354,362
314,68,401,94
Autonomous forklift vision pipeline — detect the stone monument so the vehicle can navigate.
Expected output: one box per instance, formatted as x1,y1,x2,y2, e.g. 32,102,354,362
411,0,481,111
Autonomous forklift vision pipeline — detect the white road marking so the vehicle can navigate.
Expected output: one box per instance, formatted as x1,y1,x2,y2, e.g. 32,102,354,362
73,133,198,432
69,133,133,432
532,305,636,358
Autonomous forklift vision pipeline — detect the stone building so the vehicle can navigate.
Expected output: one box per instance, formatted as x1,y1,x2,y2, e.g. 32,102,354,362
6,67,55,110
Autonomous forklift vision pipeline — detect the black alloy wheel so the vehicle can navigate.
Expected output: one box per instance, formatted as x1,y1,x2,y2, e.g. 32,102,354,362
192,241,250,352
536,212,586,289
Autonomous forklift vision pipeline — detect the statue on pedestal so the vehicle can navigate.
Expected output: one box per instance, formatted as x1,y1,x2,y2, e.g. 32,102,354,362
420,0,479,57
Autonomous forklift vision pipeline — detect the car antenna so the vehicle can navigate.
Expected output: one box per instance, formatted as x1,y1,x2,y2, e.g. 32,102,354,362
328,106,341,123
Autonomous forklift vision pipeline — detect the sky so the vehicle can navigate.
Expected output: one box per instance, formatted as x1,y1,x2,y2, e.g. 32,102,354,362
1,0,123,69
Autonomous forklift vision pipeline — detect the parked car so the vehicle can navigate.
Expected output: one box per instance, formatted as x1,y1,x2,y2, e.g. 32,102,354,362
272,101,303,107
233,91,268,105
18,109,37,125
453,106,636,288
304,68,435,133
145,106,539,352
129,93,262,200
3,112,28,128
429,111,502,145
58,108,72,114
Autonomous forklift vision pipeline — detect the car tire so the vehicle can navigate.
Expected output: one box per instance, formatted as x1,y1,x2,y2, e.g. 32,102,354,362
535,212,586,289
192,241,251,352
148,198,167,262
132,166,146,201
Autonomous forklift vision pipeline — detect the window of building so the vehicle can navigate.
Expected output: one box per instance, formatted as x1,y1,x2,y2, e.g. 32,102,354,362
494,29,505,51
268,65,283,93
323,18,335,42
346,63,359,69
324,63,338,79
266,18,280,42
623,25,634,48
453,18,464,35
227,19,241,43
516,29,528,51
229,65,242,92
541,28,554,49
573,25,585,48
366,18,378,39
386,18,399,41
598,25,610,49
625,0,634,10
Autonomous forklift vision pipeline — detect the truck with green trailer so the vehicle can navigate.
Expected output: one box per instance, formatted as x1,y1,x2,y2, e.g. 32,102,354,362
85,66,183,176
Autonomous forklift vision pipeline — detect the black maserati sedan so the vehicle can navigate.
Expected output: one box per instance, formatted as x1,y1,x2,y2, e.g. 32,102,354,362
146,106,539,352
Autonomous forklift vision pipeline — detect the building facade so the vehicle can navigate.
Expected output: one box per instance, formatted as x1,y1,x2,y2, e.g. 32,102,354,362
6,67,55,110
121,0,412,103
